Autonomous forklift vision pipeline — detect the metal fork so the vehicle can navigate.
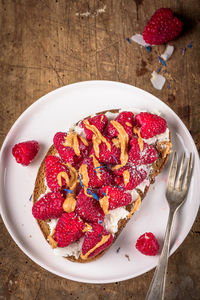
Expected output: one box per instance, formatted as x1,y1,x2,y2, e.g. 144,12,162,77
145,152,193,300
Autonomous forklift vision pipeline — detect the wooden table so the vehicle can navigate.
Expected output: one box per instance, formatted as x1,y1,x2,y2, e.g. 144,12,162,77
0,1,199,299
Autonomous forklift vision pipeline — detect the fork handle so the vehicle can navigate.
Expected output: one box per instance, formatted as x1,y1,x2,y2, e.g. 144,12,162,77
145,208,176,300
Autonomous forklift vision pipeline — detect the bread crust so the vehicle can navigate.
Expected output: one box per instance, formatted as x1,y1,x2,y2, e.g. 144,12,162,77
33,109,171,263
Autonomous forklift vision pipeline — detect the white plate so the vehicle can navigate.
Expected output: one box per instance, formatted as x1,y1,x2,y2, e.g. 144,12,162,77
0,81,199,283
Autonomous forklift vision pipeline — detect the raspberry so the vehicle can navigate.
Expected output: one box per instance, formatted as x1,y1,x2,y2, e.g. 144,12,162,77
75,189,104,223
114,165,147,190
129,137,158,165
99,186,132,210
81,223,113,258
12,140,39,166
136,232,160,256
91,137,121,165
53,132,89,167
54,212,85,247
143,8,183,45
107,111,135,138
79,157,113,188
81,114,108,140
45,155,71,192
135,112,167,139
32,191,65,220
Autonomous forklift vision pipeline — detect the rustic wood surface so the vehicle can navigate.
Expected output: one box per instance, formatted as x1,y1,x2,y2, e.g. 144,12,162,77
0,0,199,299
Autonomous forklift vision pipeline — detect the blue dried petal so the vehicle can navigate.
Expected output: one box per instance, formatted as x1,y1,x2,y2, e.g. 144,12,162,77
157,67,161,73
158,56,166,67
63,188,73,194
86,188,99,201
78,176,84,188
146,46,151,53
187,42,192,48
126,38,131,44
112,155,118,163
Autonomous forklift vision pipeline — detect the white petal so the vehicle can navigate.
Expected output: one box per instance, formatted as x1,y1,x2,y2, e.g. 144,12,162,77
161,45,174,61
151,71,166,90
130,34,150,47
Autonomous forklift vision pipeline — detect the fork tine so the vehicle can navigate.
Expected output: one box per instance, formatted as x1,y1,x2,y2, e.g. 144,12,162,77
176,153,186,190
182,153,193,191
167,152,178,189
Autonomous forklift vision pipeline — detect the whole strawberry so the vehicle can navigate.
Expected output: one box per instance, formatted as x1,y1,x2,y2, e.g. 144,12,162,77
12,140,39,166
136,232,160,256
32,191,65,220
143,8,183,45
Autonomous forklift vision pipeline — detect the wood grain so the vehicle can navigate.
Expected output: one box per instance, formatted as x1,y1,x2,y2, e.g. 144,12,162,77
0,0,199,299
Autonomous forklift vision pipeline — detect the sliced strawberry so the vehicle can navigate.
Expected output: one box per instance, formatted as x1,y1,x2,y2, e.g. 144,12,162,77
75,189,104,223
32,191,65,220
135,112,167,139
99,186,132,210
114,165,147,190
81,223,113,259
45,155,71,192
129,137,158,165
54,212,85,247
53,132,89,167
107,111,135,138
81,114,108,140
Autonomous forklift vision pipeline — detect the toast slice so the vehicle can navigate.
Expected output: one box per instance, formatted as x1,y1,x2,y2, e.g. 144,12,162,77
33,109,172,263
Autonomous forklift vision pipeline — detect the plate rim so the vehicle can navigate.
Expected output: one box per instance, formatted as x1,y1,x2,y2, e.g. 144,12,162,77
0,80,199,283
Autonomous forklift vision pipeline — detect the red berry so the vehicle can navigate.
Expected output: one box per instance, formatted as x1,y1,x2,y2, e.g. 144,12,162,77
114,165,147,190
135,112,167,139
143,8,183,45
45,155,71,192
32,191,65,220
12,140,39,166
80,157,113,188
53,132,89,167
91,137,121,165
81,223,113,258
136,232,160,256
107,111,135,138
81,114,108,140
75,189,104,223
54,212,85,247
129,137,158,165
99,186,132,210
